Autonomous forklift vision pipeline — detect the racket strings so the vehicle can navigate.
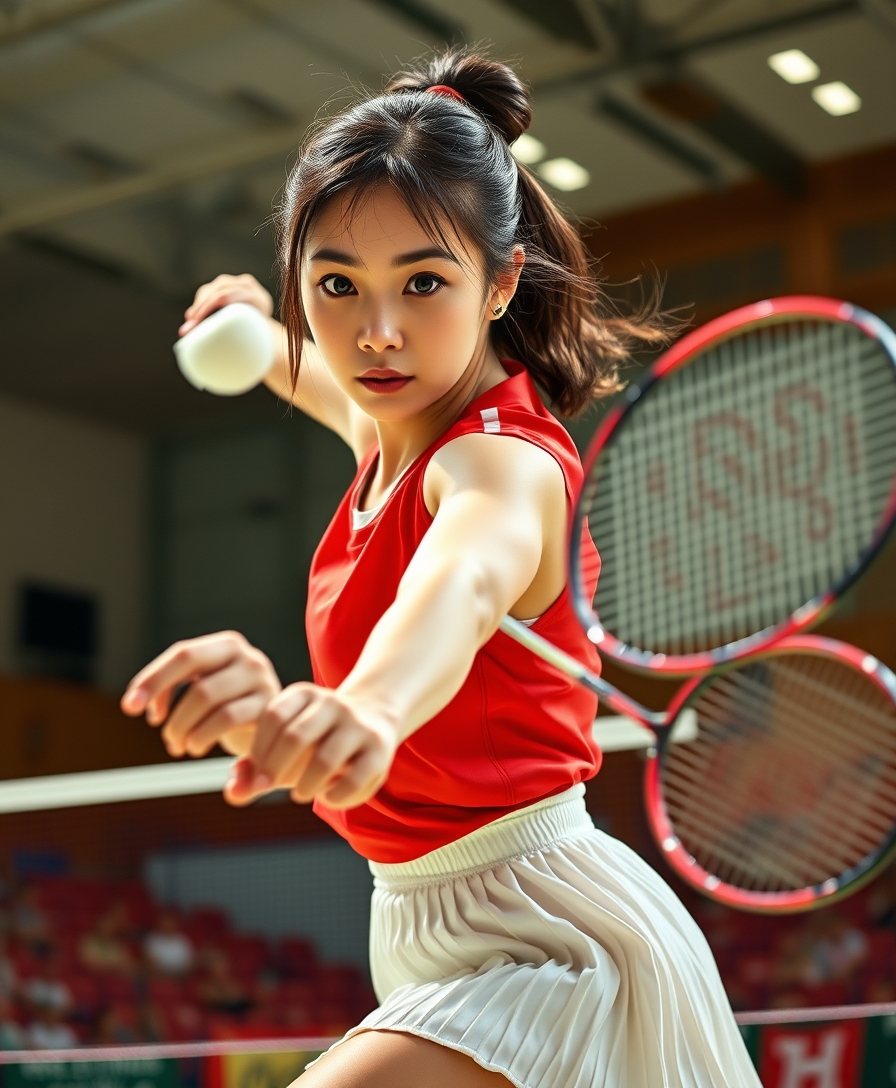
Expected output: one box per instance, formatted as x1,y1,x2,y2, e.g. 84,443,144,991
682,663,896,880
665,688,895,886
587,318,896,657
660,655,896,892
667,680,896,888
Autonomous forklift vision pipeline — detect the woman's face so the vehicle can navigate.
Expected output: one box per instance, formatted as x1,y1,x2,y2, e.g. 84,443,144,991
301,185,507,421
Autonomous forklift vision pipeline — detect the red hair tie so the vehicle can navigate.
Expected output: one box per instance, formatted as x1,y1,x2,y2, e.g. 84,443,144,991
426,84,466,103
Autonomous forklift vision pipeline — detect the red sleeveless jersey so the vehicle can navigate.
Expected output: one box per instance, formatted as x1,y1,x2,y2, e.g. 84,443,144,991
306,360,603,862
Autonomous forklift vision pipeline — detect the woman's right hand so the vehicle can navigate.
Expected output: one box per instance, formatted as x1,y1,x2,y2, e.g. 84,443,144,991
120,632,282,759
179,274,274,337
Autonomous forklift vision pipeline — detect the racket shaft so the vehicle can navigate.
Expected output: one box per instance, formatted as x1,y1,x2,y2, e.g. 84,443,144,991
499,616,661,730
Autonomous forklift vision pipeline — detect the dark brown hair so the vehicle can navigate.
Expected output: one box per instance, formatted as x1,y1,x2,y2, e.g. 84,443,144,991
278,48,669,416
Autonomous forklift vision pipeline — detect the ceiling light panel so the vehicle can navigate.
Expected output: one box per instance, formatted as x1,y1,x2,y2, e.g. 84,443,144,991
510,134,547,164
537,157,591,191
767,49,820,84
812,81,862,116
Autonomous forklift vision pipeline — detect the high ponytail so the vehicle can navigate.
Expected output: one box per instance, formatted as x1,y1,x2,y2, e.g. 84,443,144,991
278,47,671,416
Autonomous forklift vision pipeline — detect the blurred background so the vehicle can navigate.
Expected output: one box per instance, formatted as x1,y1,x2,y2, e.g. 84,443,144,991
1,0,896,1058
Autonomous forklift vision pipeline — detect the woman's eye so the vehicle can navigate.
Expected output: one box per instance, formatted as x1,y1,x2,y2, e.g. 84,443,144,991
321,275,356,296
406,273,443,295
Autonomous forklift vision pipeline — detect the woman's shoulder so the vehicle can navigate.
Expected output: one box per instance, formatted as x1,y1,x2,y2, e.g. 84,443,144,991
440,363,582,469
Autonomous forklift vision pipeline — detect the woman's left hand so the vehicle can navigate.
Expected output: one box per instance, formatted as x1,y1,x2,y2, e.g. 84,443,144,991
224,684,400,810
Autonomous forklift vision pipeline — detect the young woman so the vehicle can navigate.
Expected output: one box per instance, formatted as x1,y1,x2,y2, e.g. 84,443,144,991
122,49,761,1088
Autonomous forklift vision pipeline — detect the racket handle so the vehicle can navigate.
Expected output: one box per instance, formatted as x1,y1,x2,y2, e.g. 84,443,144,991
499,616,657,727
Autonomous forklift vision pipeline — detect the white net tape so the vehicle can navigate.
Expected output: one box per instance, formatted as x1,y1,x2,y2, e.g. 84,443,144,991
662,654,896,891
589,319,896,654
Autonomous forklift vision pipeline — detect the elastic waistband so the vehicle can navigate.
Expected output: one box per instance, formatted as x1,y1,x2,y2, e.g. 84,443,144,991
369,784,593,889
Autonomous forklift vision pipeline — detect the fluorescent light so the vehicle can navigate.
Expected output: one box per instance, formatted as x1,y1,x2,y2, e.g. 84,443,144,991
767,49,819,84
510,133,546,164
537,157,590,192
0,758,235,813
812,81,862,116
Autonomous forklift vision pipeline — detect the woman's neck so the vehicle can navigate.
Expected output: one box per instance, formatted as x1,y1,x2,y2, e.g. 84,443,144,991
370,344,508,492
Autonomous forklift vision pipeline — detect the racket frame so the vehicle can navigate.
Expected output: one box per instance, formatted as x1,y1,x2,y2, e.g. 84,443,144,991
570,295,896,676
645,634,896,913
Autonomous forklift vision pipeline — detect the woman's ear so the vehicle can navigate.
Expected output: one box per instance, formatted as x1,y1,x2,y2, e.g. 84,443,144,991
488,246,525,320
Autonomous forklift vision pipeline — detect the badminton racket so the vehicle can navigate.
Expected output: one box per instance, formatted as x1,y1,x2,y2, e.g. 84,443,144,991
570,296,896,675
501,617,896,913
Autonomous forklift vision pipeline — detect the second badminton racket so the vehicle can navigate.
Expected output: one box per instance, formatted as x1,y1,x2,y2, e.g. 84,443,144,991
501,616,896,914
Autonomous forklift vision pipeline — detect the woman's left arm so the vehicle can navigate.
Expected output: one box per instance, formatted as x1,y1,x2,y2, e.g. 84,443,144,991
226,434,565,810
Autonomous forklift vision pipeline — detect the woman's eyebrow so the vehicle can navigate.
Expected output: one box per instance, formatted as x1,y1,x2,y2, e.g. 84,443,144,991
392,247,459,267
309,248,361,266
308,246,459,267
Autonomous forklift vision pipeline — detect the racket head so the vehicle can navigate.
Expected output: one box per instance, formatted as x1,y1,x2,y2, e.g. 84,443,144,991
645,635,896,913
571,296,896,675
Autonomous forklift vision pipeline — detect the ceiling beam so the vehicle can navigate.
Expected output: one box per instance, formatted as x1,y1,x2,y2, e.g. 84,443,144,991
0,121,309,236
597,90,725,189
368,0,465,43
496,0,601,49
0,0,130,46
570,0,619,59
858,0,896,36
534,0,860,96
642,76,804,197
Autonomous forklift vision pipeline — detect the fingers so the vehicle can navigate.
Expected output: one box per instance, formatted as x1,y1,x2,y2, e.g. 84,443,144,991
179,274,274,335
314,748,390,810
277,708,358,801
231,686,396,810
223,757,256,806
250,684,319,772
121,632,249,723
238,685,323,799
169,693,269,759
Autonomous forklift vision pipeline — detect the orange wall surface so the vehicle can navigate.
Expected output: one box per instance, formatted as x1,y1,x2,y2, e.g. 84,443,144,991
592,142,896,321
0,673,168,780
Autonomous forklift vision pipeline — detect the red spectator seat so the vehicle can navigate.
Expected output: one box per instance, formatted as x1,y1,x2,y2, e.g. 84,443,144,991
148,977,185,1004
188,908,230,942
102,974,139,1003
67,974,103,1017
159,1001,207,1042
805,980,850,1006
224,935,269,982
277,938,318,979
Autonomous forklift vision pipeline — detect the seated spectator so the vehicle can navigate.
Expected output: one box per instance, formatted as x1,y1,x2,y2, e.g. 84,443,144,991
0,996,26,1051
137,1000,167,1044
196,949,250,1015
144,912,194,977
0,935,18,1001
773,911,867,991
79,904,136,976
26,1005,78,1050
95,1005,140,1046
22,955,72,1017
10,887,54,956
867,977,896,1002
811,912,868,982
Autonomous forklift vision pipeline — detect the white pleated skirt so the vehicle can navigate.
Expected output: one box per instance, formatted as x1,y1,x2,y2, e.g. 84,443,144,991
308,785,761,1088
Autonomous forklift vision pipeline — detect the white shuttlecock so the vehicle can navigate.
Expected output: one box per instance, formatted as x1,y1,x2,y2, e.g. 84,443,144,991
173,303,275,396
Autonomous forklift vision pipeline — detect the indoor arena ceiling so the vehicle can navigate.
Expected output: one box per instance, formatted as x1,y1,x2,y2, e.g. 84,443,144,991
1,0,895,430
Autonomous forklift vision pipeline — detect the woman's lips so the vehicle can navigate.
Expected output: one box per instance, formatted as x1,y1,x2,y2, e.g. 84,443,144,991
357,371,412,394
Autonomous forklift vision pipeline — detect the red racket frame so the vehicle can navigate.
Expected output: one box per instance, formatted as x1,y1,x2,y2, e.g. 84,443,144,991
644,634,896,913
570,296,896,676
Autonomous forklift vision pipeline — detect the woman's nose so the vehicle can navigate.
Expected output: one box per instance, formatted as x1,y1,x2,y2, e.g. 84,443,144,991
358,306,403,353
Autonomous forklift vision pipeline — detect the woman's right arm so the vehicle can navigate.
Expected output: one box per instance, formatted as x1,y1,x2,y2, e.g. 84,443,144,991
181,273,373,455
